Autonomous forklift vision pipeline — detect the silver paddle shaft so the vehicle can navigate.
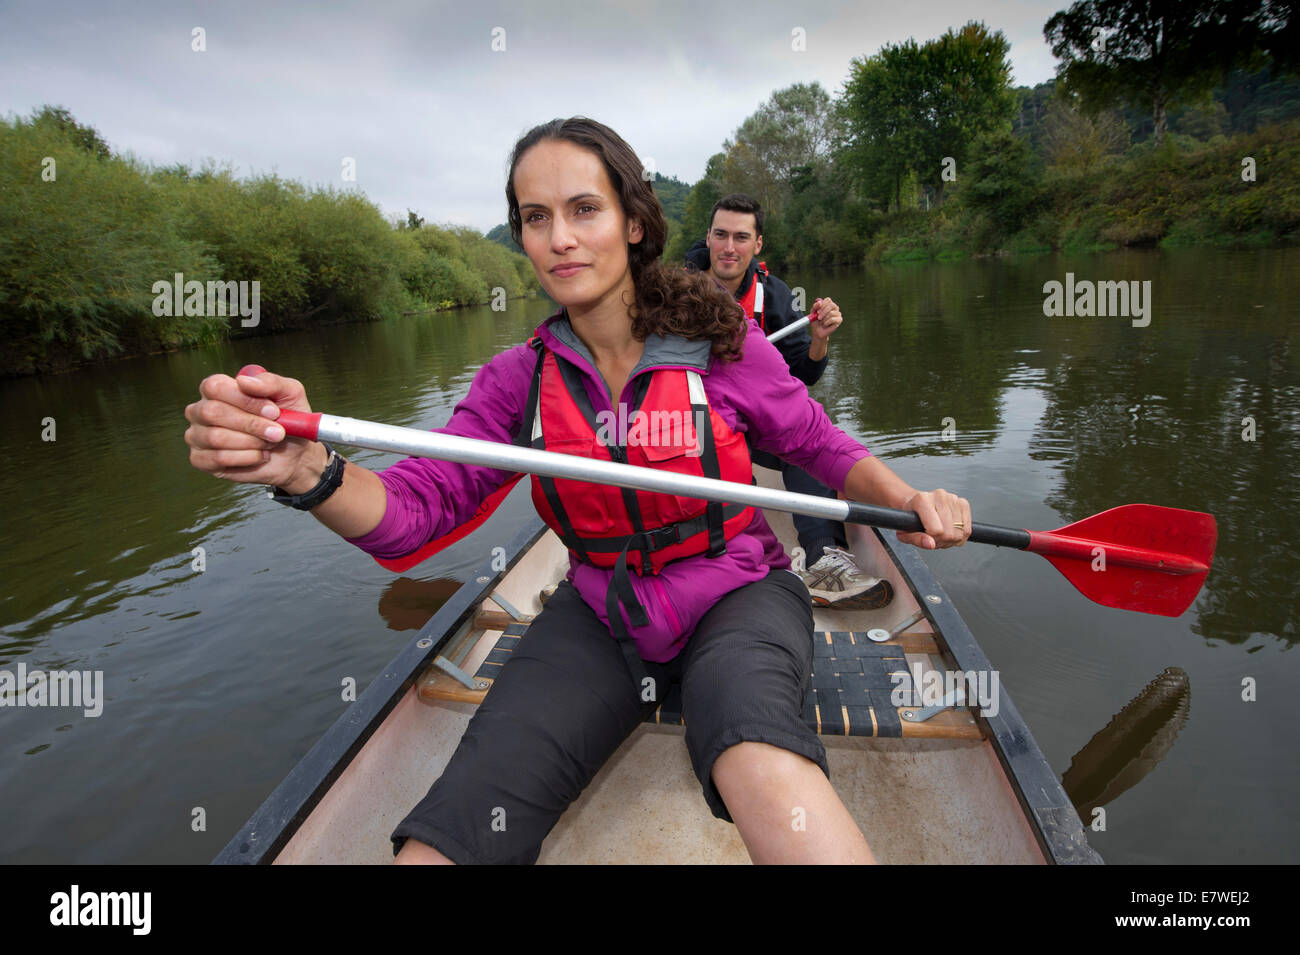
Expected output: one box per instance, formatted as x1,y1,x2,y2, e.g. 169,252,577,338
315,414,854,522
764,315,811,345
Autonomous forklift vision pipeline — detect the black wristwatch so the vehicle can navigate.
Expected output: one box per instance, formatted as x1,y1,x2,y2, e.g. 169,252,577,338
267,442,346,510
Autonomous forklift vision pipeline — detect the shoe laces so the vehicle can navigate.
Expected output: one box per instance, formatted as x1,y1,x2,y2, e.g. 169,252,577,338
815,546,861,575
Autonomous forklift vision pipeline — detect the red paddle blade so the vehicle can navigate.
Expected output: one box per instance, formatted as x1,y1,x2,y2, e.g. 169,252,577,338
1028,504,1217,617
372,473,524,572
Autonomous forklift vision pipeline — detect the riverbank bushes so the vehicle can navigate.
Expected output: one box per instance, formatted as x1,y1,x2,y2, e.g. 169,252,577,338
863,119,1300,262
0,109,538,377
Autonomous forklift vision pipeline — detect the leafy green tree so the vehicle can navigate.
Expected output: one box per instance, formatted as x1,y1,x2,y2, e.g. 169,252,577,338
777,160,872,268
292,188,409,321
840,48,922,211
923,22,1018,202
30,105,112,159
397,224,539,307
963,128,1044,234
841,23,1015,208
0,105,540,375
717,82,835,219
1045,0,1268,145
176,169,311,331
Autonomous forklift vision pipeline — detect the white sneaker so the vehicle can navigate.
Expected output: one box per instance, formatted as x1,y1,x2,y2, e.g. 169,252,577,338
798,547,894,609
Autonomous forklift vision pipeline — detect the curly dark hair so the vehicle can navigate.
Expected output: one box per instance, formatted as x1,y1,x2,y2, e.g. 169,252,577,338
506,117,747,361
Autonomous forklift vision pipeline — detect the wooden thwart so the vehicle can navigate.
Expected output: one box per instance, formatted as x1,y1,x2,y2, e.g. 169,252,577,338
472,610,518,631
417,625,981,740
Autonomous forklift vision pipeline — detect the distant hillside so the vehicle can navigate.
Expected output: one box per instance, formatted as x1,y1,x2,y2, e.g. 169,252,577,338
485,223,521,254
651,173,690,223
1013,68,1300,153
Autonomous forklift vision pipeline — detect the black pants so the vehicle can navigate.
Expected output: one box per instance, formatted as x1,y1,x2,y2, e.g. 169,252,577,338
390,569,827,864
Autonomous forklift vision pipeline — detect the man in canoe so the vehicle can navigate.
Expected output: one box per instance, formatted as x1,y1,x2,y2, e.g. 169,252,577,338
686,195,891,611
184,117,971,865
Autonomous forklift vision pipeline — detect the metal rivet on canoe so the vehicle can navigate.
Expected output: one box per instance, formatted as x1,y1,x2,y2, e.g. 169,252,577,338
867,628,892,643
417,638,432,648
926,594,942,604
476,575,490,584
477,681,489,689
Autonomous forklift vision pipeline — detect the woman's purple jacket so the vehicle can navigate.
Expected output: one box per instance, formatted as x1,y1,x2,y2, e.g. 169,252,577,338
345,311,871,662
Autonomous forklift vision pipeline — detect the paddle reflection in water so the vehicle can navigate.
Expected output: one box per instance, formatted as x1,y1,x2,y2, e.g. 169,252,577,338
1062,666,1191,822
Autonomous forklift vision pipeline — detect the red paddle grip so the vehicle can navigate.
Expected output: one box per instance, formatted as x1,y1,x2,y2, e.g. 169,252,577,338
234,365,319,440
276,409,321,441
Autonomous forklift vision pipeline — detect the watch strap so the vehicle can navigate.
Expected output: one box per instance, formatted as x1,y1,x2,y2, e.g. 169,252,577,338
268,442,345,510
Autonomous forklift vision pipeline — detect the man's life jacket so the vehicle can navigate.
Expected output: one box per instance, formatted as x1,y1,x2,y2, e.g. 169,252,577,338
736,261,770,331
515,337,755,687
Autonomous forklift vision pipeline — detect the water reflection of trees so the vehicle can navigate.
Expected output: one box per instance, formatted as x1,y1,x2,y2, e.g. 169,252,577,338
808,262,1015,453
1031,319,1297,648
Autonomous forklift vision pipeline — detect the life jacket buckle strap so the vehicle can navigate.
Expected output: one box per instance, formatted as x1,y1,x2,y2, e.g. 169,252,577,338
639,525,681,550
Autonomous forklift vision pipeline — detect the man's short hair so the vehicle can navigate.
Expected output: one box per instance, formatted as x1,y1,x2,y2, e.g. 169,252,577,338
709,193,764,237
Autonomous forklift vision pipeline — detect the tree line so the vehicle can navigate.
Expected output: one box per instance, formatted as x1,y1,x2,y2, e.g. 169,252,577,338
7,2,1297,375
647,3,1298,270
0,107,538,377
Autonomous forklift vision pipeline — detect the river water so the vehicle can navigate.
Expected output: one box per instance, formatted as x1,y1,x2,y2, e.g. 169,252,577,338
1,247,1296,863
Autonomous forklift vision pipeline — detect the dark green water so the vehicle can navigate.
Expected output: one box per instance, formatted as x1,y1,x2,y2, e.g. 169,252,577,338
1,247,1296,863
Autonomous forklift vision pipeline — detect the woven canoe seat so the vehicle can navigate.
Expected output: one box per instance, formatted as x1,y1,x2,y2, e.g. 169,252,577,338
418,623,982,740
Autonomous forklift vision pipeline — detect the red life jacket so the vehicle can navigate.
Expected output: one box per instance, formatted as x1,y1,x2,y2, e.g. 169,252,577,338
519,340,754,577
736,261,769,331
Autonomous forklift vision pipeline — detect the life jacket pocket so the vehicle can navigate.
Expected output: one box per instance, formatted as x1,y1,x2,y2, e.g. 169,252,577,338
531,436,621,536
629,446,705,527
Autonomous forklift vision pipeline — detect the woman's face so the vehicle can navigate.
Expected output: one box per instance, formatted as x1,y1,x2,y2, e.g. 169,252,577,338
513,139,643,314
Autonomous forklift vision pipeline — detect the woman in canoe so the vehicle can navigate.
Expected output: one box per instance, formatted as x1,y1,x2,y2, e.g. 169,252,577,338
184,117,972,864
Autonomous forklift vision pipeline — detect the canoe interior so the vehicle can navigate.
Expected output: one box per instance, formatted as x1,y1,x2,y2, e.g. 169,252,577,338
261,467,1096,864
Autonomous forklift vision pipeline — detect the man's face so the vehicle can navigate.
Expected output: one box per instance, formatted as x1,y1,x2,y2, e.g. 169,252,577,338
706,209,762,284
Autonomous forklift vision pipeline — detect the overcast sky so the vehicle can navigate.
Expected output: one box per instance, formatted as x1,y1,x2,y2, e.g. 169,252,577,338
2,0,1068,232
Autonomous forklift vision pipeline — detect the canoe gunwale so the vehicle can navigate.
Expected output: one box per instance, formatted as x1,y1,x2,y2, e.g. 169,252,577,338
211,517,550,865
870,524,1104,865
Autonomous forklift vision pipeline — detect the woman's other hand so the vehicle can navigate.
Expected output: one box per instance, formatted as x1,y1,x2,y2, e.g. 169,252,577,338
898,488,972,550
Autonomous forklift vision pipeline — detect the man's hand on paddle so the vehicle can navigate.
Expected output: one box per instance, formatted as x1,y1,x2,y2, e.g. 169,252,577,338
184,364,320,489
809,297,843,342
